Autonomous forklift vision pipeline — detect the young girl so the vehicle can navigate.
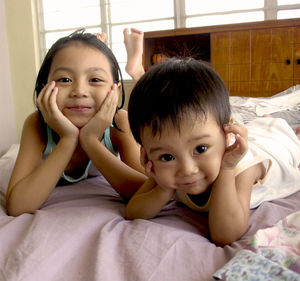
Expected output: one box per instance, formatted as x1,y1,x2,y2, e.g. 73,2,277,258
6,28,147,216
125,58,300,246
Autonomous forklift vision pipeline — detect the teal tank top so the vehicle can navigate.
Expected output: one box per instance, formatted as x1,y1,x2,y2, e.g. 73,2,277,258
43,125,118,183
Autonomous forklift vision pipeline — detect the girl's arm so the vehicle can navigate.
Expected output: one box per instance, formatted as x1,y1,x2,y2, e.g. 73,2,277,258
80,85,147,199
208,124,264,246
6,112,78,216
125,177,175,220
6,83,79,216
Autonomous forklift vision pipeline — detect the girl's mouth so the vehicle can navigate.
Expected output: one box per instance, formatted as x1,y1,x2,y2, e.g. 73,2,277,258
67,106,91,112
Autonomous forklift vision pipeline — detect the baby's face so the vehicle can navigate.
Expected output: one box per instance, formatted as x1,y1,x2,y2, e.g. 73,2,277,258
140,113,227,195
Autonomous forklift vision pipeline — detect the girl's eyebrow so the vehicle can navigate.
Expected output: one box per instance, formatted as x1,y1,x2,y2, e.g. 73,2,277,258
52,66,108,75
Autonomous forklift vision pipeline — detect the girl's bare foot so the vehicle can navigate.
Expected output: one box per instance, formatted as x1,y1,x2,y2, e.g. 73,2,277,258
124,28,145,83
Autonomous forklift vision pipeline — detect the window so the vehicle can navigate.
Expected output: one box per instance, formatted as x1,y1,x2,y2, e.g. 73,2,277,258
37,0,300,80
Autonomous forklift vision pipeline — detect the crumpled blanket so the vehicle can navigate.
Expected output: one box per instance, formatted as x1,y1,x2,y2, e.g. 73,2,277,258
213,210,300,280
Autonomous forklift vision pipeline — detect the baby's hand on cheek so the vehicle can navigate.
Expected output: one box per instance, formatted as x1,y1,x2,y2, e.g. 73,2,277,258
222,123,248,169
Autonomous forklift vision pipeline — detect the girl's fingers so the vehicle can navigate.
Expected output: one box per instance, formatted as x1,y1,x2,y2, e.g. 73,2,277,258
101,84,119,115
37,81,56,110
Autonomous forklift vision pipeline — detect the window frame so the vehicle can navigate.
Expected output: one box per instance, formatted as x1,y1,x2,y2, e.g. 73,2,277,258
36,0,300,80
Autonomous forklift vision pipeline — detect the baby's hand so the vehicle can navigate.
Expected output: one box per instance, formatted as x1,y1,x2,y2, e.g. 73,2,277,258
222,123,248,169
37,81,79,138
80,84,119,139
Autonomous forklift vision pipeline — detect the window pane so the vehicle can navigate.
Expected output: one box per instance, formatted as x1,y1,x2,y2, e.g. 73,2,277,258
42,0,100,30
44,27,103,51
109,0,174,23
278,0,300,5
111,20,174,79
186,11,264,27
44,31,74,50
278,9,300,18
111,20,174,43
186,0,263,15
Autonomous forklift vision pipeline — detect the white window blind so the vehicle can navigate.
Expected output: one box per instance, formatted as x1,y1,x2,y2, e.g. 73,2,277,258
37,0,300,80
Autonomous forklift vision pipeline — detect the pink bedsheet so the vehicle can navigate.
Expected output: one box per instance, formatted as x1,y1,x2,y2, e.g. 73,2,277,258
0,175,299,281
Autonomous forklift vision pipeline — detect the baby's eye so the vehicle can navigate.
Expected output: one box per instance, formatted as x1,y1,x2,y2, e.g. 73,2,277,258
159,154,175,162
194,145,207,154
57,77,71,83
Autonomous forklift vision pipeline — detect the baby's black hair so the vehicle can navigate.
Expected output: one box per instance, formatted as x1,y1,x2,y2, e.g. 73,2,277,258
128,57,231,145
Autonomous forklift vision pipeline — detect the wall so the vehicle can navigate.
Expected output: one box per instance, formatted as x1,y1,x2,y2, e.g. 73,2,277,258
0,0,16,156
2,0,134,156
4,0,40,143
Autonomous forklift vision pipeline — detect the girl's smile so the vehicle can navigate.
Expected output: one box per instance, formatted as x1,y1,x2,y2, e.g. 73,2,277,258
47,43,115,128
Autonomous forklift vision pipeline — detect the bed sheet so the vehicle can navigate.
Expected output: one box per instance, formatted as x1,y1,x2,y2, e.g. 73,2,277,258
1,86,300,281
0,174,299,281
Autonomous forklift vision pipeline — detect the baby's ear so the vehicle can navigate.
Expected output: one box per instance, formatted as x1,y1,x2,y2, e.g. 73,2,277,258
140,147,154,177
140,146,149,167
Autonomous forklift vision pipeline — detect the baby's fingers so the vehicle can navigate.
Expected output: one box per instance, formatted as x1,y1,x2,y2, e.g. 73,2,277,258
224,123,248,141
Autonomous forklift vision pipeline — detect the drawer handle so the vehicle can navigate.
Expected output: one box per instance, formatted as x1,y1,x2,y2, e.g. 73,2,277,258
285,59,291,65
297,59,300,65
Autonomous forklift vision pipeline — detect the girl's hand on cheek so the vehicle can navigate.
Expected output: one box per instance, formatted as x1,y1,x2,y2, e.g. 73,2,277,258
80,84,119,140
37,81,79,139
222,123,248,169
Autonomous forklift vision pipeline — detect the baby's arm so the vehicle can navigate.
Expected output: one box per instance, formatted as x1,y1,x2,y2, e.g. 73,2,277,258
208,123,261,245
123,28,145,83
125,177,175,220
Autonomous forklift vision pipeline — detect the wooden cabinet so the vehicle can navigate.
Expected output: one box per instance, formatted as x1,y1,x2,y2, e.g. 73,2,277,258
143,19,300,97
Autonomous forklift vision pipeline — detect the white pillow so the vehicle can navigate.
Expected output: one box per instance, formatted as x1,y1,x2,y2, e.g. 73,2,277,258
0,144,19,199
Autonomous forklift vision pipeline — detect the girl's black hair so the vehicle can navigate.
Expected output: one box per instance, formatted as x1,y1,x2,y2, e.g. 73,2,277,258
34,28,125,140
128,57,231,145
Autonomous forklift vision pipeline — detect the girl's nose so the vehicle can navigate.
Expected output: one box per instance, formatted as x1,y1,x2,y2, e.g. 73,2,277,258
178,158,199,176
70,81,88,97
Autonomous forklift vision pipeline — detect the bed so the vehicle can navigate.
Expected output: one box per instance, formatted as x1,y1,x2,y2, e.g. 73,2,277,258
0,86,300,281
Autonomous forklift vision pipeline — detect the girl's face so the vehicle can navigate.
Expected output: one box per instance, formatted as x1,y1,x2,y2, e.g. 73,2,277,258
47,43,117,128
140,112,227,195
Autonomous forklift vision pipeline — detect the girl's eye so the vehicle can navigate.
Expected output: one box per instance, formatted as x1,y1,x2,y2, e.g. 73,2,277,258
90,78,104,83
160,154,175,162
57,77,71,83
195,145,207,154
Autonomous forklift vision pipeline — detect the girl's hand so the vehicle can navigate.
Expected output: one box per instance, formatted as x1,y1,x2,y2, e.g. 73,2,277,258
36,81,79,139
222,123,248,169
80,84,119,141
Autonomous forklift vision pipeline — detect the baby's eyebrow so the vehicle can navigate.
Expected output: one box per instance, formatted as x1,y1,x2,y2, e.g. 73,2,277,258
149,146,167,154
189,134,213,142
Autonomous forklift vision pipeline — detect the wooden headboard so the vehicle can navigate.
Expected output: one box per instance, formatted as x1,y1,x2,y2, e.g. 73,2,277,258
143,18,300,97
